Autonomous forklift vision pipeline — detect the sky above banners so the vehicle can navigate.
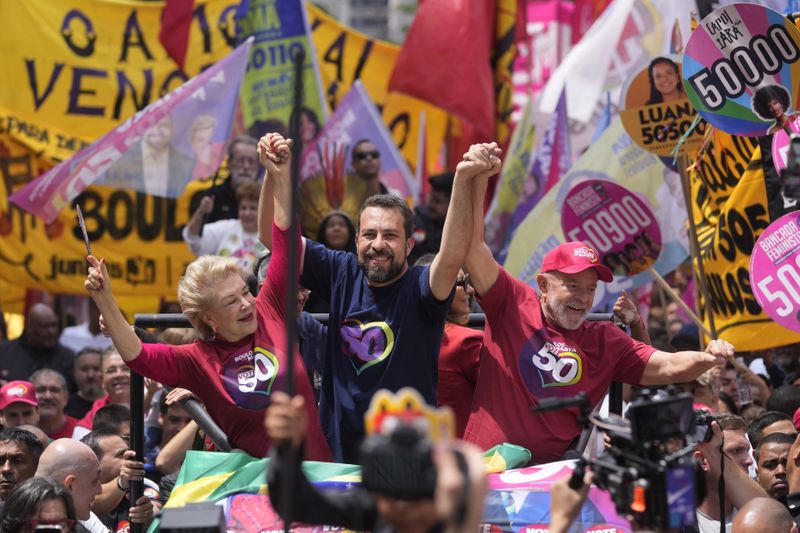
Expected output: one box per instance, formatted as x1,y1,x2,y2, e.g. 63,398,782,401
9,39,252,223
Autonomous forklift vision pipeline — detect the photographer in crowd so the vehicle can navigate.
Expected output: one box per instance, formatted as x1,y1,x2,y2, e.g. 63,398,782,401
265,391,486,532
549,417,767,533
693,415,767,532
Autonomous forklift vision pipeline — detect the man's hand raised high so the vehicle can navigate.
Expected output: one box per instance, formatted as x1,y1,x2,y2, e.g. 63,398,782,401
257,133,293,182
456,143,502,180
258,133,296,232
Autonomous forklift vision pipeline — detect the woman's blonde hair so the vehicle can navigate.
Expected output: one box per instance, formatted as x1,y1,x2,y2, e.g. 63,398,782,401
178,255,247,339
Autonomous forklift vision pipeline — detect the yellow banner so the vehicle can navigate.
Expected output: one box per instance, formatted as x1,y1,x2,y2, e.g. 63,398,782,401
0,0,237,312
689,133,800,350
0,0,448,311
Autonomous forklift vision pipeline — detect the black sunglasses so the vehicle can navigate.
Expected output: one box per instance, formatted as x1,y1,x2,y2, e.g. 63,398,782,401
455,274,470,288
354,150,380,161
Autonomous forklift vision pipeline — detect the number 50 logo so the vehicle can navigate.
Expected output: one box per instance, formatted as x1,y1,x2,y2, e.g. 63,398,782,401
531,346,583,387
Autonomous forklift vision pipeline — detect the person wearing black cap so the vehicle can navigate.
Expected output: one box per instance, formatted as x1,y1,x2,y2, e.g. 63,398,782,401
410,172,455,265
460,167,737,463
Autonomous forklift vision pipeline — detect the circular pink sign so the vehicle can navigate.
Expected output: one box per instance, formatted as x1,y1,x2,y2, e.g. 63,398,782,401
750,211,800,332
561,180,662,277
771,115,800,173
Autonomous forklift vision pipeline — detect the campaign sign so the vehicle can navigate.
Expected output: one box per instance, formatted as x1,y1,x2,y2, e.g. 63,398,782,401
682,3,800,137
561,180,662,277
620,57,706,158
772,115,800,173
751,211,800,333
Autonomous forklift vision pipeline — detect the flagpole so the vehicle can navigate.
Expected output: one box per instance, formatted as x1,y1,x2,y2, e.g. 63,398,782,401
281,46,306,533
677,153,718,340
647,266,712,338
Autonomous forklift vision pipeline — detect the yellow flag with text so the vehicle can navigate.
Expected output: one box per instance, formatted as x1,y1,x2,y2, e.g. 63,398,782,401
689,133,800,350
0,0,448,314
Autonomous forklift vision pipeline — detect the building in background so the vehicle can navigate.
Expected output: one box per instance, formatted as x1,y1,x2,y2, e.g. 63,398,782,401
313,0,418,43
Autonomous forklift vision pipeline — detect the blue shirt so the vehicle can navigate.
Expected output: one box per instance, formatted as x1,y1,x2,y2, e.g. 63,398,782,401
301,239,451,462
298,312,327,402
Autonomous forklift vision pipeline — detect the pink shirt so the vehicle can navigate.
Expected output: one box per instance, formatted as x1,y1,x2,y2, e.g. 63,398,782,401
128,224,331,461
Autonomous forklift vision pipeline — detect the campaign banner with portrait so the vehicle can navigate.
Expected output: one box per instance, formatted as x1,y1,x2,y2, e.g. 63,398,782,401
683,3,800,137
561,180,662,278
0,0,243,309
504,117,690,308
235,0,327,141
689,131,800,349
10,39,252,222
620,57,706,159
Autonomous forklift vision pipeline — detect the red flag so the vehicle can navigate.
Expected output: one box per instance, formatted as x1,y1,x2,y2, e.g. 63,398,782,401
389,0,495,138
159,0,195,70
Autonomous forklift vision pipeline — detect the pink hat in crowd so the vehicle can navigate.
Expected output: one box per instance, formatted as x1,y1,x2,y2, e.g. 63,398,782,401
541,242,614,282
0,381,39,411
794,406,800,432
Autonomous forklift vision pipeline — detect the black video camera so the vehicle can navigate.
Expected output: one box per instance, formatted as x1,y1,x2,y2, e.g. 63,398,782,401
360,420,437,500
535,388,710,530
591,388,709,530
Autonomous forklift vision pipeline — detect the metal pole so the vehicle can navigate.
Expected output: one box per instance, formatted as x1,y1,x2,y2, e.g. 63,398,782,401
129,370,144,533
278,45,306,533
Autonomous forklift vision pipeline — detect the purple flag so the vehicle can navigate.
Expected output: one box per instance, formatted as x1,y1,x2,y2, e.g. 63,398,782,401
496,89,571,262
10,38,253,223
299,81,415,199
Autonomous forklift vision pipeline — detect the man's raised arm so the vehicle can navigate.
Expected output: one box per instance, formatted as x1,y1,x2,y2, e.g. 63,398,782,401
429,143,501,301
463,147,502,297
257,133,306,271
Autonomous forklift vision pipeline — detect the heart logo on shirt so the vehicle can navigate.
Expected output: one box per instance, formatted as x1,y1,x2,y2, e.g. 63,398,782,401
340,320,395,375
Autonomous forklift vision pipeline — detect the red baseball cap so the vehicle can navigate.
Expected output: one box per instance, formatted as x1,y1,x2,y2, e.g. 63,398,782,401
0,380,38,411
541,242,613,282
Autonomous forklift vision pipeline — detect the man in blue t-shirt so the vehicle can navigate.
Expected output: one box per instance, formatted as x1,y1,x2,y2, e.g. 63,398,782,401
258,134,501,462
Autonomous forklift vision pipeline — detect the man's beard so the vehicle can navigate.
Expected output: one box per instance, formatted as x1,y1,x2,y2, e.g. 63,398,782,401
544,295,589,330
82,383,105,399
359,246,405,283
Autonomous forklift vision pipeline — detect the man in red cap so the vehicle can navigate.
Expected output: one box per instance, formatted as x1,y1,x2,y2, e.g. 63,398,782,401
0,380,40,428
461,154,735,463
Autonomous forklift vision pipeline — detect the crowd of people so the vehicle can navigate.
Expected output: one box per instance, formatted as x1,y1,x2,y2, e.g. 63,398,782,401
1,131,799,532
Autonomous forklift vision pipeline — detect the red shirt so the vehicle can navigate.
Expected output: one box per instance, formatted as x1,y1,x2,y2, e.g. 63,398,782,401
128,224,331,461
437,323,483,437
76,396,112,429
463,267,654,463
45,415,79,440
